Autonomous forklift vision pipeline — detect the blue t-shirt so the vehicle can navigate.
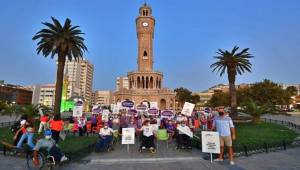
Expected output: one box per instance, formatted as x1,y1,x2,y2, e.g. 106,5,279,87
213,116,234,137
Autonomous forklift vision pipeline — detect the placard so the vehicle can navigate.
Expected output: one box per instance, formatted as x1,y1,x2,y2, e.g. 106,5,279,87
102,109,110,122
181,102,195,116
201,131,220,154
177,125,193,138
122,128,135,144
73,106,83,117
150,102,158,109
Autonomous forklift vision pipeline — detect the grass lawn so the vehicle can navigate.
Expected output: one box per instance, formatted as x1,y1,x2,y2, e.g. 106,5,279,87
0,125,97,154
234,122,298,146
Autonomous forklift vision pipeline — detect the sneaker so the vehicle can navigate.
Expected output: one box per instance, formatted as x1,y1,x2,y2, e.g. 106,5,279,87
142,146,146,150
60,155,69,162
230,161,235,165
150,147,154,150
214,158,224,162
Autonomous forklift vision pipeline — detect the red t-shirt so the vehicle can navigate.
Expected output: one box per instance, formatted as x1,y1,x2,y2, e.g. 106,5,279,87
40,116,48,123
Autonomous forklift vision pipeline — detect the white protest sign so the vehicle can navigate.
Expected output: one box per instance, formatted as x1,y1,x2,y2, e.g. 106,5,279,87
122,128,135,144
73,106,83,117
102,109,110,122
177,125,193,138
150,102,158,109
201,131,220,154
181,102,195,116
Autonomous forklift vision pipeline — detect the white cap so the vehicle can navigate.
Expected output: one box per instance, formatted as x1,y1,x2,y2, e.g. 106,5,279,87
20,120,26,125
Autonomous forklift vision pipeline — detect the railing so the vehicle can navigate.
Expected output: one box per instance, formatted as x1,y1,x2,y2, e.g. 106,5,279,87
263,118,300,130
0,121,17,128
192,118,300,157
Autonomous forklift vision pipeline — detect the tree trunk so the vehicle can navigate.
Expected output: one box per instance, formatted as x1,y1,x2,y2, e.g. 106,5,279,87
54,53,66,118
252,115,261,124
228,68,238,119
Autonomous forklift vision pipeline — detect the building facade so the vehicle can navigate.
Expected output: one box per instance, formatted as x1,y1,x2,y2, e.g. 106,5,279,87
116,77,129,91
114,3,176,110
64,58,94,104
30,84,55,107
94,90,113,107
0,83,32,105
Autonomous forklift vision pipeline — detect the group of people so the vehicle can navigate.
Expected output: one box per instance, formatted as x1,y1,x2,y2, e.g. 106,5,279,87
11,113,68,166
93,109,217,152
10,105,236,165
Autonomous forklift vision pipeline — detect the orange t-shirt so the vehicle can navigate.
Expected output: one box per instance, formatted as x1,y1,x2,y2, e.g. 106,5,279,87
50,120,64,131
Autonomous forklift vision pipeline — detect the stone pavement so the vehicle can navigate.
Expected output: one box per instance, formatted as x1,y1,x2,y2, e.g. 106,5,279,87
1,146,300,170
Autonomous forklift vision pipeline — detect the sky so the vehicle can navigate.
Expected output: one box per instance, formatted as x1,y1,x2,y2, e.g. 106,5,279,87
0,0,300,92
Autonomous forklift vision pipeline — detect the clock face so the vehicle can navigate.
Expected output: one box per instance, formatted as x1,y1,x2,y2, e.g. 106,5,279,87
142,22,148,27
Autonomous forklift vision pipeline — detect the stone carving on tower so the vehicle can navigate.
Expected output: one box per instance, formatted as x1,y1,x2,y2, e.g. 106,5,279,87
114,3,175,110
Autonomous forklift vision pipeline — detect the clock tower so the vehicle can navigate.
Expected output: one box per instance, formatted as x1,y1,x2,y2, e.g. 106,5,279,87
114,3,176,111
136,3,155,72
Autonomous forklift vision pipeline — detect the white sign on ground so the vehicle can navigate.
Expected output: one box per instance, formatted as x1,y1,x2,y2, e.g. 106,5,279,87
177,125,193,138
122,128,135,144
73,106,83,117
201,131,220,154
181,102,195,116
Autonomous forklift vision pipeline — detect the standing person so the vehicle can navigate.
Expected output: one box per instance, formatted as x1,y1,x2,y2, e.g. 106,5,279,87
78,115,87,136
49,114,64,144
16,119,35,149
119,112,128,133
91,114,97,129
213,107,236,165
200,114,207,131
38,113,49,134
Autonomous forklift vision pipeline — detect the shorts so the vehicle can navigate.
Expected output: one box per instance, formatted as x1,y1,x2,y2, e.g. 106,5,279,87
220,136,232,147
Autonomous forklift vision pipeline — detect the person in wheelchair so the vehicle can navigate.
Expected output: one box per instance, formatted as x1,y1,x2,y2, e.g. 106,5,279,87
176,122,192,149
138,120,156,153
33,130,68,166
96,122,114,151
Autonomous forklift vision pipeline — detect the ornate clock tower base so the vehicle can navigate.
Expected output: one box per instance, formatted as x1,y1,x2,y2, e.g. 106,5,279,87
114,3,175,110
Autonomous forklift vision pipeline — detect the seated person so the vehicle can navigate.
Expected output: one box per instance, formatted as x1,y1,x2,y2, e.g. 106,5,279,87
33,130,68,166
138,120,156,153
176,122,192,149
96,122,114,151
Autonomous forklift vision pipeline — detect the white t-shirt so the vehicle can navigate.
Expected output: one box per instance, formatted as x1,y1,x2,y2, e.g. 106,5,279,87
99,127,114,136
141,125,155,137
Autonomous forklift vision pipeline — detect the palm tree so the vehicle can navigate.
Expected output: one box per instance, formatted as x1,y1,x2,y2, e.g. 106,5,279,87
33,17,87,118
210,46,253,118
20,104,40,119
242,100,269,124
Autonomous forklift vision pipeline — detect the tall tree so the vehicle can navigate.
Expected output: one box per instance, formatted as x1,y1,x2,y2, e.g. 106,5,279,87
33,17,87,117
174,87,200,108
210,46,253,118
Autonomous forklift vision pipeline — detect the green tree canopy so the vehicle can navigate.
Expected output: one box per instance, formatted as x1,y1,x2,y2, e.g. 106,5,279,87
174,87,200,107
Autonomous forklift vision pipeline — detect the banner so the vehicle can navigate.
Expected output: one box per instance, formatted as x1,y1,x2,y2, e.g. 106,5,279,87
92,105,101,114
181,102,195,116
122,128,135,144
122,100,134,108
73,106,83,117
177,125,193,138
201,131,220,154
136,104,148,112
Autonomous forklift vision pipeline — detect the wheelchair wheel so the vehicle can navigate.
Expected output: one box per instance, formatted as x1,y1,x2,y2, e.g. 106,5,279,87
26,152,45,170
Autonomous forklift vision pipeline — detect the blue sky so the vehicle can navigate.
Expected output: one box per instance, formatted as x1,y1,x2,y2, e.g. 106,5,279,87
0,0,299,92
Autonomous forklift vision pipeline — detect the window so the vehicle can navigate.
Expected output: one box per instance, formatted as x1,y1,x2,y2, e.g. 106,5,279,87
143,51,148,59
